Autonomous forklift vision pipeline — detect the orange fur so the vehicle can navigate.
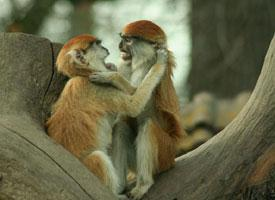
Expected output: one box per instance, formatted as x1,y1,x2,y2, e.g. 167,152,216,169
155,50,183,139
122,20,167,44
148,119,176,173
83,153,107,183
46,78,102,158
56,34,97,77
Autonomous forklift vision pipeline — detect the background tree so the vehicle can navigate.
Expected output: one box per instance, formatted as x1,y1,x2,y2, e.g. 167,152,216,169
188,0,275,98
67,0,94,36
5,0,114,39
6,0,56,33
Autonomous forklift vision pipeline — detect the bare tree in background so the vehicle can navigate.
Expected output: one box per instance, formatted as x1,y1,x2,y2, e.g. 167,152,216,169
7,0,56,33
6,0,95,37
69,0,94,36
188,0,275,98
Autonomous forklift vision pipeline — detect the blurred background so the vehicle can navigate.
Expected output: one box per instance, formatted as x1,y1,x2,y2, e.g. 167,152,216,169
1,0,275,151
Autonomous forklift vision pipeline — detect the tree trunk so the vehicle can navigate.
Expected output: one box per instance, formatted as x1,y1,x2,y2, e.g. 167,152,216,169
70,1,94,37
1,32,275,199
7,0,56,34
188,0,275,98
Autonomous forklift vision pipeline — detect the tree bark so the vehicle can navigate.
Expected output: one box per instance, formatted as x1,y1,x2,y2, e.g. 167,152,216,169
1,32,275,199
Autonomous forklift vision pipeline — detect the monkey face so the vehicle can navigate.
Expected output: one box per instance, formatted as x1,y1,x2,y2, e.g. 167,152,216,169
68,40,114,72
87,40,110,60
119,34,161,63
119,35,158,65
119,35,134,60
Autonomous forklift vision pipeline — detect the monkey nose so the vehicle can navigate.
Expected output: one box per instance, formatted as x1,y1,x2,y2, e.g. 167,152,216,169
119,41,123,49
103,47,109,55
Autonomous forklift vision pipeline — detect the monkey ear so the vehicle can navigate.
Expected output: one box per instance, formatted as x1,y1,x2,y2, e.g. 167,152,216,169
67,49,88,66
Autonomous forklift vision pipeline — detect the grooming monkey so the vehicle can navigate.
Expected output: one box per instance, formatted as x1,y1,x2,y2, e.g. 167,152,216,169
45,34,168,197
93,21,185,199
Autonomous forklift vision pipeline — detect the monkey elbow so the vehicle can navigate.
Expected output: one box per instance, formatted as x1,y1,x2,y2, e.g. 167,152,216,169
127,100,143,117
128,111,139,118
128,108,140,118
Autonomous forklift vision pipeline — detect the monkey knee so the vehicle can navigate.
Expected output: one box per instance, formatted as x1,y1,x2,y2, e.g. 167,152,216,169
83,151,120,193
83,151,108,182
137,119,157,147
135,120,158,173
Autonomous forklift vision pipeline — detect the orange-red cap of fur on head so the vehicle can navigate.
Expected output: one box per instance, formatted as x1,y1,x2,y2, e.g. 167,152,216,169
121,20,167,45
56,34,97,77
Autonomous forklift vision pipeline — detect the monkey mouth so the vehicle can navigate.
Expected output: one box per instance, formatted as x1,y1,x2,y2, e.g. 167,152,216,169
105,63,117,71
120,50,132,60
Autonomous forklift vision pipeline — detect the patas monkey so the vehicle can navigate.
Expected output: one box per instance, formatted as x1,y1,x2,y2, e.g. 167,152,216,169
45,34,168,197
93,21,185,199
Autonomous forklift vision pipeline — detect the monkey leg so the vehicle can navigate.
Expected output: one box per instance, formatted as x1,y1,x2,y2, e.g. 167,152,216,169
83,150,120,195
129,118,176,199
111,120,136,194
151,120,176,173
129,119,157,200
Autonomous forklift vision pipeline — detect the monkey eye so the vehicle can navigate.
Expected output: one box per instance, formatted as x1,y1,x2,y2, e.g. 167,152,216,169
124,37,131,43
95,40,102,45
123,37,133,44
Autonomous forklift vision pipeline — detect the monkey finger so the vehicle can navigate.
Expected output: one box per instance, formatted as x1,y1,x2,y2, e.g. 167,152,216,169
89,75,110,83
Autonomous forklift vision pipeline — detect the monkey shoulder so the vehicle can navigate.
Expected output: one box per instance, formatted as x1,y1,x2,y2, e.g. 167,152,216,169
64,77,90,91
57,76,92,102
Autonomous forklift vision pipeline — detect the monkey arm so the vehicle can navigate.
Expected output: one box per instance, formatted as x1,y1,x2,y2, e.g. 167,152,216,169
89,72,136,95
126,66,165,116
95,50,167,118
89,49,168,118
118,49,168,117
108,73,136,95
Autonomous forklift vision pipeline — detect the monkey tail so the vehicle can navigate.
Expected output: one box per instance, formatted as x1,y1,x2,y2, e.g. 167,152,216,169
155,50,184,140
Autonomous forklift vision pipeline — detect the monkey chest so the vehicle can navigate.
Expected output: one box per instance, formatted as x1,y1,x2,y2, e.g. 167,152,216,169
130,68,149,87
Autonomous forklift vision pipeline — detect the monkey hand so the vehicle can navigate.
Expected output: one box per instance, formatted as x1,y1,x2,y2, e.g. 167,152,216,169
89,72,117,84
156,48,168,66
